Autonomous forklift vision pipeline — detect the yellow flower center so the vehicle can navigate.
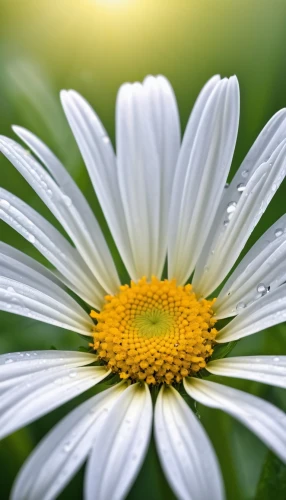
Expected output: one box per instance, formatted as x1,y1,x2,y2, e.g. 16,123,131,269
91,277,217,385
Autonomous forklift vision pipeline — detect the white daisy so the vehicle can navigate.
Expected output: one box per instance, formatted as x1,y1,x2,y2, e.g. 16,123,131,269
0,74,286,500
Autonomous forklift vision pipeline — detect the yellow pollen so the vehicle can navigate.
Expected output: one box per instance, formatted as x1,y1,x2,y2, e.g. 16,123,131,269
91,276,218,385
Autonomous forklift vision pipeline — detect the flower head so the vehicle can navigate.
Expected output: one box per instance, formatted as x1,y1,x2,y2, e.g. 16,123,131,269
0,74,286,499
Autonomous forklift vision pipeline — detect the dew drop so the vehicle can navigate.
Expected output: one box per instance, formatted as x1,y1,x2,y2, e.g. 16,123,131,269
223,219,229,227
241,169,249,178
63,441,72,452
257,283,266,294
27,234,36,244
226,201,237,214
224,183,229,189
237,183,246,192
275,228,283,238
102,136,110,144
236,301,246,311
4,358,14,364
0,199,10,209
273,357,280,363
69,371,77,378
62,195,72,207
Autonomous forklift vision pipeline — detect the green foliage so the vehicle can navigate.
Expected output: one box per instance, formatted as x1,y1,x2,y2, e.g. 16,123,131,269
255,452,286,500
212,340,238,360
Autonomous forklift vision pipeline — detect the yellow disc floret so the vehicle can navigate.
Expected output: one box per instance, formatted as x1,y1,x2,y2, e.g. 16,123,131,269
91,277,217,385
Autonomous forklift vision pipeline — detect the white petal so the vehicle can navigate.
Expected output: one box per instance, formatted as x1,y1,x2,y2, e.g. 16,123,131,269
117,76,180,278
168,76,239,285
0,188,104,308
85,382,152,500
60,89,137,280
217,283,286,342
207,356,286,388
0,247,94,324
0,365,109,440
225,108,286,201
0,253,94,335
0,241,63,288
0,287,93,335
11,382,127,500
214,214,286,318
0,350,96,393
154,385,225,500
171,75,220,196
184,377,286,462
12,126,120,294
193,140,286,297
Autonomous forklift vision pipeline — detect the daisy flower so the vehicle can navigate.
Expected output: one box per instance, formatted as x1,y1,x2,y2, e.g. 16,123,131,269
0,74,286,500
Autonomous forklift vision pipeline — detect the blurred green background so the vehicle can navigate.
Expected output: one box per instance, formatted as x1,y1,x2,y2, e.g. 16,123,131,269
0,0,286,498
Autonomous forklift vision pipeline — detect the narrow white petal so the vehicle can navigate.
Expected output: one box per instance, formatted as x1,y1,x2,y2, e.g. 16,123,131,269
0,365,109,440
0,251,94,335
12,126,120,294
85,382,152,500
60,89,137,280
207,356,286,388
214,214,286,318
217,283,286,342
0,188,104,308
0,287,92,335
117,76,180,278
0,248,93,323
193,140,286,297
168,76,239,284
225,108,286,203
171,75,220,197
11,382,127,500
184,377,286,462
0,350,96,393
0,241,63,288
154,385,224,500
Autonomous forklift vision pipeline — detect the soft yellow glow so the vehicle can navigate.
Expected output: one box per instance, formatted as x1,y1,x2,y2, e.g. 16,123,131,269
95,0,130,4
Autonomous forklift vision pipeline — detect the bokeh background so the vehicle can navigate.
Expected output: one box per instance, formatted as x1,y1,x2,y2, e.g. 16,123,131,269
0,0,286,498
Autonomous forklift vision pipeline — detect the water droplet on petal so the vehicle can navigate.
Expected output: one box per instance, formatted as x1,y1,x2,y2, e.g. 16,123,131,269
27,234,35,244
224,183,229,189
62,195,72,207
275,228,283,238
273,357,280,363
0,199,10,209
237,183,246,192
102,136,110,144
236,301,246,311
63,441,72,452
5,358,14,364
226,202,237,214
257,283,266,294
69,371,77,378
223,219,229,227
241,169,249,178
